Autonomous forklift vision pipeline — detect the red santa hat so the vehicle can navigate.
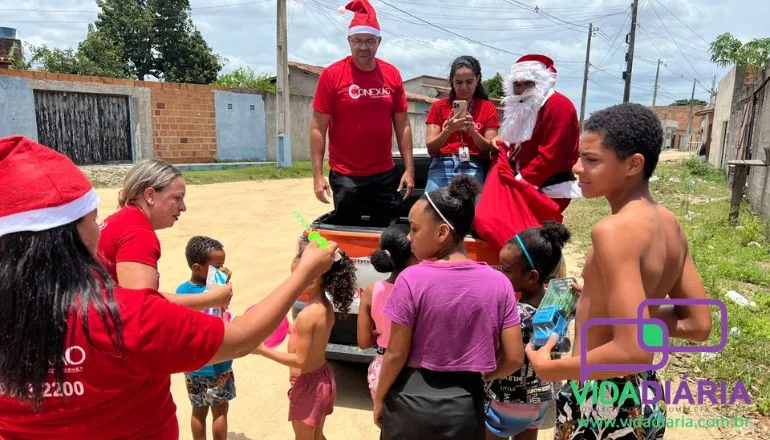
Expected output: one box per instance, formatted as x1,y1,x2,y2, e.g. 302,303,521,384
338,0,381,37
506,54,557,92
0,136,99,237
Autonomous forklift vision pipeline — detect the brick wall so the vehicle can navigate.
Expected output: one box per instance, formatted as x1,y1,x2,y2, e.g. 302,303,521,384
151,84,217,163
653,105,706,133
0,69,220,163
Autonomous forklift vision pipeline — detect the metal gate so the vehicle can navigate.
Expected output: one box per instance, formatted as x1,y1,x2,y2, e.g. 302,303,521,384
34,90,132,165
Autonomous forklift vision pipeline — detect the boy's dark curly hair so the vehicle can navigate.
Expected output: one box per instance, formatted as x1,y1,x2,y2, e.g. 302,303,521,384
185,236,223,268
321,251,357,316
584,103,663,179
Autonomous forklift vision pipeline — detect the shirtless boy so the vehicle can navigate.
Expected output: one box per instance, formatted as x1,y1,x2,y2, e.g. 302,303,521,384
255,251,356,440
525,103,713,440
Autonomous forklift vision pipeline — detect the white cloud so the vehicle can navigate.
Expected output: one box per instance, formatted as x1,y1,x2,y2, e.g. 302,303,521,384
2,0,764,113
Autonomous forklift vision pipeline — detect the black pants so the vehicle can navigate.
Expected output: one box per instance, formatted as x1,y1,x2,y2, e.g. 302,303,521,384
381,368,486,440
329,168,400,227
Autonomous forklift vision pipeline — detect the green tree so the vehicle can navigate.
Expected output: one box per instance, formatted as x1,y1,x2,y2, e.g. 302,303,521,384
8,41,31,70
709,33,770,74
28,0,221,84
671,99,708,106
150,0,220,83
212,67,276,92
483,72,505,98
24,42,128,78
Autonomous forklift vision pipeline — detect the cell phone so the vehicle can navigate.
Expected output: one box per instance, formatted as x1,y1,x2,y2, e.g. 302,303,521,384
452,100,467,118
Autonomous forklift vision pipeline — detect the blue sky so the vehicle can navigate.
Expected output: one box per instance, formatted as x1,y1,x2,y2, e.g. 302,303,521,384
2,0,768,115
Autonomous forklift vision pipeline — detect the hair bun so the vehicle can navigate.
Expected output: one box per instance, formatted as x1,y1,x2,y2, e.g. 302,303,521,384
370,248,396,273
540,221,571,249
447,175,481,202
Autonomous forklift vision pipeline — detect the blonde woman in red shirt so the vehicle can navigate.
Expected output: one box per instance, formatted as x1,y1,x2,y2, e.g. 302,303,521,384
0,136,338,440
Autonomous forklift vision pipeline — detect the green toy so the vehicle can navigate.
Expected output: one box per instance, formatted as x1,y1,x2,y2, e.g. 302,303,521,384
293,211,339,260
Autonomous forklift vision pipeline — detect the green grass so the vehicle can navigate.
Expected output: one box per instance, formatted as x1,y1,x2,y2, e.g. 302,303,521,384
182,161,328,185
564,159,770,416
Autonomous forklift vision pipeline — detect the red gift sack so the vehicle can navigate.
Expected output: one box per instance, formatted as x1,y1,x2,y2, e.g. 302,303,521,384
474,143,563,254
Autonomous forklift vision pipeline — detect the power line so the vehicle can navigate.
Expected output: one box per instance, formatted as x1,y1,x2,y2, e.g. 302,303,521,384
0,1,272,14
594,9,631,69
651,0,711,45
373,0,523,59
646,1,707,84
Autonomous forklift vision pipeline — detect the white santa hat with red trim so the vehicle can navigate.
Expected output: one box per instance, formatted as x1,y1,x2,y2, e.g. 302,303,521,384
505,54,557,96
0,135,99,237
338,0,381,37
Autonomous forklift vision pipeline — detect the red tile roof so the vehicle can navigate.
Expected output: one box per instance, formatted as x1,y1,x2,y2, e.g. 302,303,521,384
288,61,324,76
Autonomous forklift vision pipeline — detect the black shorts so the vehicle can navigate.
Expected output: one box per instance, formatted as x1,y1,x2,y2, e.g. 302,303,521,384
381,367,485,440
329,167,400,227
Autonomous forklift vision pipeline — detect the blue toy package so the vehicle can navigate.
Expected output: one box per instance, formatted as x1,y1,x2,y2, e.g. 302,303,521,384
203,266,228,317
532,277,577,352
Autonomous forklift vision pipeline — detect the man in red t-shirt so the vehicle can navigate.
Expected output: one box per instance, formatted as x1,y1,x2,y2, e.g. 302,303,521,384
499,54,581,211
310,0,414,226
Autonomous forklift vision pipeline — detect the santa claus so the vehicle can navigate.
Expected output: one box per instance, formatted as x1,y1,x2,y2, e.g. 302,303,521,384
499,54,581,211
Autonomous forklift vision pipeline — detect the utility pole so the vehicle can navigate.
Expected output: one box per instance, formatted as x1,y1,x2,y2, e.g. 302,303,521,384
710,74,717,103
579,23,595,129
651,59,661,108
622,0,639,103
276,0,292,167
685,78,697,149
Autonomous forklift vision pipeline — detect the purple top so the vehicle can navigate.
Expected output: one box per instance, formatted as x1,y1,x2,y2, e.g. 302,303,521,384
383,260,520,372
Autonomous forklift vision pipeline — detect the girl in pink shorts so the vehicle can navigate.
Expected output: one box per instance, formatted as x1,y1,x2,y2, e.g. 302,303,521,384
256,248,357,439
357,224,417,400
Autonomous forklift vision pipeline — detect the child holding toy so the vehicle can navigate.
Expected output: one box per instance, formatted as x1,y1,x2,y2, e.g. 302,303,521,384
357,223,417,400
525,104,713,440
485,221,570,440
177,236,234,440
255,247,357,440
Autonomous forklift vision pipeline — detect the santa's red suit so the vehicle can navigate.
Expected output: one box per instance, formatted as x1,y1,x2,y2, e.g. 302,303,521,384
501,54,581,211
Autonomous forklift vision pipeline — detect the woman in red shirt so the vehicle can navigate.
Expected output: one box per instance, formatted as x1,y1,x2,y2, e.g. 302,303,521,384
98,160,231,310
0,136,338,439
425,56,500,192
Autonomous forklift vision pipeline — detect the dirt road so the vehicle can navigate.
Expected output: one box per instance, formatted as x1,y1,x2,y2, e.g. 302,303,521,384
94,175,747,440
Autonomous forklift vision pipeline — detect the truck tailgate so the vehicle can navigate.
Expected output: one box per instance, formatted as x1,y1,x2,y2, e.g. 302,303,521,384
317,228,500,264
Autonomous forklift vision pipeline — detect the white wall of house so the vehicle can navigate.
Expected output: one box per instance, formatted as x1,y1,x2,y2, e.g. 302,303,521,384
709,67,737,168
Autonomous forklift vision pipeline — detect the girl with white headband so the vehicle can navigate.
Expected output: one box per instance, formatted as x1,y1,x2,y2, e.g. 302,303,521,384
373,175,525,439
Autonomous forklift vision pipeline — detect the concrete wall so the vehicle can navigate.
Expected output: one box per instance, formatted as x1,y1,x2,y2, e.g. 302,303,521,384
404,82,436,98
722,66,770,218
723,68,750,167
403,76,448,98
742,71,770,218
214,90,266,161
0,75,37,140
0,69,220,163
264,92,314,162
396,111,428,151
290,69,321,97
709,67,737,168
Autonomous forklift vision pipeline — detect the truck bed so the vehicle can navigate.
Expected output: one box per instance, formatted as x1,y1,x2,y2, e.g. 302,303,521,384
312,211,500,264
291,151,499,363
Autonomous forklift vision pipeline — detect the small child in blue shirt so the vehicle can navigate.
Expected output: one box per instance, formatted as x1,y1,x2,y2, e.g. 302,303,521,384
178,236,234,440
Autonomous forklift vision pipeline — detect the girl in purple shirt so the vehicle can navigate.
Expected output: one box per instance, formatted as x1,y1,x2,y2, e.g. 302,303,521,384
373,175,525,440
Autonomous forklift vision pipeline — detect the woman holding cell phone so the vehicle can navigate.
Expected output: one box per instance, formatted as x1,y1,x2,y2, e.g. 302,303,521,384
425,55,500,192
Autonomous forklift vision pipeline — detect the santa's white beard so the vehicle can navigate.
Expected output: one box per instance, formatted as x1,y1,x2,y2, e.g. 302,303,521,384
501,87,547,144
